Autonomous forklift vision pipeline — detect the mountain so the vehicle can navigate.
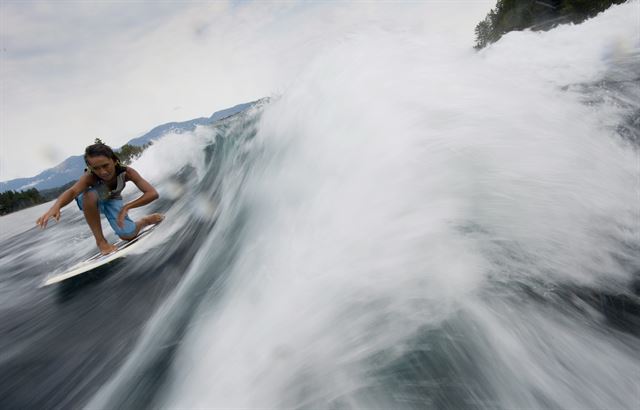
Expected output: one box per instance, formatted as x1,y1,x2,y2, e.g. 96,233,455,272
0,101,257,193
126,102,255,147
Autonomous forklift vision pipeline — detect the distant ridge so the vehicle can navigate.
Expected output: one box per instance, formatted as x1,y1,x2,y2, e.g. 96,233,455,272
126,102,255,147
0,101,257,193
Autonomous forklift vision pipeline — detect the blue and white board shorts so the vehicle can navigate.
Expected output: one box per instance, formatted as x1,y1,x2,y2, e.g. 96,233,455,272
75,189,137,237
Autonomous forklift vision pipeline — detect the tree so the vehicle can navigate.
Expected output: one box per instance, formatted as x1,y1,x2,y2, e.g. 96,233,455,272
117,142,152,165
0,188,46,215
94,137,105,145
474,0,625,49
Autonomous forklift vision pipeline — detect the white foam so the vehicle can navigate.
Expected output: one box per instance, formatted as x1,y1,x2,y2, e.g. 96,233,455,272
96,2,640,408
164,3,639,408
125,127,211,190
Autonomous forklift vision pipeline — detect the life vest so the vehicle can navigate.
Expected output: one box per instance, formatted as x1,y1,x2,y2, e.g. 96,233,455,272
86,165,127,200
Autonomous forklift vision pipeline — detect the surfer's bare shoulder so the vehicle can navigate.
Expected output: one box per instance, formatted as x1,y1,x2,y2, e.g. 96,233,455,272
124,167,157,197
77,171,97,187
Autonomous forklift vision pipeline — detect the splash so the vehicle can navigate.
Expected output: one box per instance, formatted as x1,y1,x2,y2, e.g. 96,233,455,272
92,2,639,409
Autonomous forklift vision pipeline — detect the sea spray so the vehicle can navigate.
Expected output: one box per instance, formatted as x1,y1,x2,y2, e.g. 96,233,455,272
92,3,639,409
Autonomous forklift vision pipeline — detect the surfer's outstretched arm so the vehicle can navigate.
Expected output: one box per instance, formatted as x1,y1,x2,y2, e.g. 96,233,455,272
36,174,93,229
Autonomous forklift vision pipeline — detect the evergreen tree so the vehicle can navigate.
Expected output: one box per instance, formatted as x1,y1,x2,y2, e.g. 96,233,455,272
117,142,152,165
0,188,46,215
475,0,626,49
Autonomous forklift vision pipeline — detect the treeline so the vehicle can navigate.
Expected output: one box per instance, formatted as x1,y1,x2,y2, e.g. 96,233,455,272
0,181,77,216
0,142,151,216
0,188,45,216
40,181,77,201
118,142,151,165
475,0,628,49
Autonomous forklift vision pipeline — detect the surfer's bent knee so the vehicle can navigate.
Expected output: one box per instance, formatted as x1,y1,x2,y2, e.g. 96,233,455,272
84,190,98,203
113,222,137,240
75,189,99,211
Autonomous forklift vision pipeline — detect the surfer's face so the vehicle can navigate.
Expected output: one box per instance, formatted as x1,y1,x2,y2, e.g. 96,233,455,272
87,155,116,181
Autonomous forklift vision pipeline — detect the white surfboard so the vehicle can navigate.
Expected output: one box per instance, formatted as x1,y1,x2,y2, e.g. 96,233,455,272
41,224,158,287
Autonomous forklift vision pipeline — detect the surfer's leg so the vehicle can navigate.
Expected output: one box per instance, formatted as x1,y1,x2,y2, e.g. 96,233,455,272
103,199,138,240
77,191,117,255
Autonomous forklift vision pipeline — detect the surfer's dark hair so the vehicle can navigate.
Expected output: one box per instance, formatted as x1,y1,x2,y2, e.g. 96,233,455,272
84,143,126,173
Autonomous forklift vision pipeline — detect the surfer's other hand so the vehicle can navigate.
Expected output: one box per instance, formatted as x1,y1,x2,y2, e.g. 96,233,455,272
36,208,60,229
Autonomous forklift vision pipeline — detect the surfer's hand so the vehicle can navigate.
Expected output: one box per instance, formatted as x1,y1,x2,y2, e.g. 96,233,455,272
117,207,128,228
36,207,60,229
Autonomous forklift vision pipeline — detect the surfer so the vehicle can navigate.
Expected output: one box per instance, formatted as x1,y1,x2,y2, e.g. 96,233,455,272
36,142,164,254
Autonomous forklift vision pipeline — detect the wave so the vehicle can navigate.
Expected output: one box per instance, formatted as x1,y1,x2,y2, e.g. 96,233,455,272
90,3,639,409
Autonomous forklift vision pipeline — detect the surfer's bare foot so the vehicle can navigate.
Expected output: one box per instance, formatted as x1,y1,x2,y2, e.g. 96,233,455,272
121,214,165,241
141,213,164,226
97,240,117,255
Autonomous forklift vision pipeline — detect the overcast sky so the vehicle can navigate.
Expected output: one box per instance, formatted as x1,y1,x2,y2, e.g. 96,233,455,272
0,0,492,181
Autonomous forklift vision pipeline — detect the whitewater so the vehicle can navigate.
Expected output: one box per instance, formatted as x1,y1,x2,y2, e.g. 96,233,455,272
1,2,639,409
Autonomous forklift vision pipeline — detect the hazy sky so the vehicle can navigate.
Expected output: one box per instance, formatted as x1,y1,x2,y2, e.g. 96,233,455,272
0,0,492,181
